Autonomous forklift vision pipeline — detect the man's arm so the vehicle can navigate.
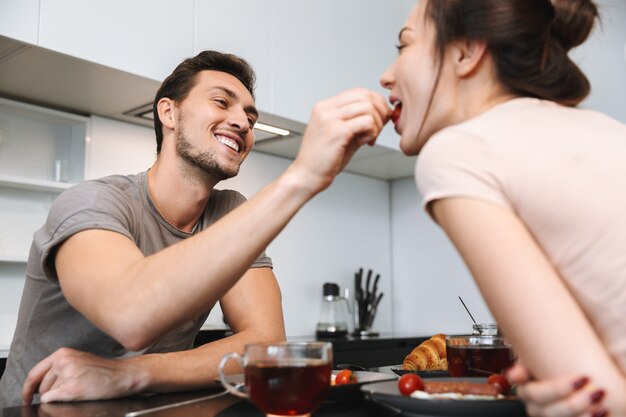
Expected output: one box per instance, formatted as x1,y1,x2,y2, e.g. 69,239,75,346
132,267,285,393
54,88,389,351
22,268,285,403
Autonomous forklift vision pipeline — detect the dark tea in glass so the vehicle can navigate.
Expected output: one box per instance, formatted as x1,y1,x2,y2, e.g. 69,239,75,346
246,360,331,415
446,335,514,377
219,341,333,417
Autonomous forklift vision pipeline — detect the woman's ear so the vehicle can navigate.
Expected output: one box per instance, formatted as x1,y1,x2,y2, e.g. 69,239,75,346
452,38,489,78
157,98,176,130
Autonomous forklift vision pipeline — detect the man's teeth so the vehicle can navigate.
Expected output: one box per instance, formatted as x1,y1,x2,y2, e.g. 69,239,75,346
216,135,239,152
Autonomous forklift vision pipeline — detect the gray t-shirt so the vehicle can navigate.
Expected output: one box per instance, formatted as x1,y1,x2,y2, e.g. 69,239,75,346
0,170,272,406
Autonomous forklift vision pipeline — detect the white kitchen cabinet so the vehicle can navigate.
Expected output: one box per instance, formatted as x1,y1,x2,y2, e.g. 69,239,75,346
0,0,39,45
270,0,406,149
194,0,273,112
0,272,26,350
38,0,195,81
0,97,88,263
85,116,156,180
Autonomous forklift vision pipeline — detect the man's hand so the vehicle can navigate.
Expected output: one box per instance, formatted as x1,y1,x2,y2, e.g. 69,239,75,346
291,88,391,194
22,347,143,404
506,363,608,417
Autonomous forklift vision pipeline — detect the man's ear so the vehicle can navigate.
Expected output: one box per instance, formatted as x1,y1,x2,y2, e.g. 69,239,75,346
452,38,489,78
157,98,176,130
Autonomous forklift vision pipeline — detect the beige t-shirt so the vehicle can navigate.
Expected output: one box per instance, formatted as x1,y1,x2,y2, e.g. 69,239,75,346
416,97,626,371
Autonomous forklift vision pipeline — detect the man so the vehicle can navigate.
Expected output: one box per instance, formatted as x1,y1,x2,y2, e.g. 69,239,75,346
0,50,390,406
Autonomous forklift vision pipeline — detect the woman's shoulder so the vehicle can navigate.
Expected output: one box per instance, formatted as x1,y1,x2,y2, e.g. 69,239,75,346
431,97,623,150
467,97,622,129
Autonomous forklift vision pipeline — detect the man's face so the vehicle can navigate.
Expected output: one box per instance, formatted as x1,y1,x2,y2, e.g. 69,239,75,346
174,70,257,181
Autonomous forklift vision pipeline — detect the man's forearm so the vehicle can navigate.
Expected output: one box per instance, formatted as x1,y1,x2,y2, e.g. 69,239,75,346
132,329,286,393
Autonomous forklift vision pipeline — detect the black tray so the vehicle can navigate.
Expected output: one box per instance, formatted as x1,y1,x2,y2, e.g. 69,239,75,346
362,377,527,417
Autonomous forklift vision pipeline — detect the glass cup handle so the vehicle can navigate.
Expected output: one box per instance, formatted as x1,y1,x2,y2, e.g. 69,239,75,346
218,352,248,399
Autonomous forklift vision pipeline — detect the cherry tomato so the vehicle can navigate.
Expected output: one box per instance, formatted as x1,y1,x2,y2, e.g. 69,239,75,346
487,373,511,395
390,103,402,124
335,369,356,385
398,373,425,396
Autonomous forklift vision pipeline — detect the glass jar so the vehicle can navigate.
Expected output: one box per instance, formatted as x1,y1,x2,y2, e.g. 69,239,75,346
472,323,499,336
446,323,514,377
315,283,350,338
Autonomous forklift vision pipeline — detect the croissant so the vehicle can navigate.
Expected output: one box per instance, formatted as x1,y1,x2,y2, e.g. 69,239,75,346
403,333,448,371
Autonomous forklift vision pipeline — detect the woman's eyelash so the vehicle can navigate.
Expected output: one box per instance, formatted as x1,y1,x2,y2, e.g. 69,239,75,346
395,44,406,52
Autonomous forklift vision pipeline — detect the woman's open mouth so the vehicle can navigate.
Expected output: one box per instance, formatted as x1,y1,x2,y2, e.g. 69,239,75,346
391,101,402,125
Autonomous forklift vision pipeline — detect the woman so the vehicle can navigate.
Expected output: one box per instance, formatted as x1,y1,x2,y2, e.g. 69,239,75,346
380,1,626,416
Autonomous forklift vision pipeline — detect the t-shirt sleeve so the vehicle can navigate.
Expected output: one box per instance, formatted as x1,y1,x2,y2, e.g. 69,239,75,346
415,128,512,221
32,181,136,281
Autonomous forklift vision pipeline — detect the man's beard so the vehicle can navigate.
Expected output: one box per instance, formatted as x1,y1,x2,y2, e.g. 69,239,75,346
175,118,240,182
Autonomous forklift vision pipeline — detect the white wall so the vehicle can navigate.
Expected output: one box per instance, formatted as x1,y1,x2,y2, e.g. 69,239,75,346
389,177,494,335
573,0,626,123
85,117,393,338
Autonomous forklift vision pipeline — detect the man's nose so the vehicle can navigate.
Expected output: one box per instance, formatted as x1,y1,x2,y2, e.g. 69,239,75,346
226,110,250,133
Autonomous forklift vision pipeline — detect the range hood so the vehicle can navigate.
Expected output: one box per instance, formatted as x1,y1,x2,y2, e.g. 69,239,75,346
0,35,415,179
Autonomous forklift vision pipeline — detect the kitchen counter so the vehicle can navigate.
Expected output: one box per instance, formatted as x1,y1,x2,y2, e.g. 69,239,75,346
292,333,429,369
193,330,430,369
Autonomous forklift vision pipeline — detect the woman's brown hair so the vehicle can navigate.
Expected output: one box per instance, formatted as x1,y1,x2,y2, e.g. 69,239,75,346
424,0,598,106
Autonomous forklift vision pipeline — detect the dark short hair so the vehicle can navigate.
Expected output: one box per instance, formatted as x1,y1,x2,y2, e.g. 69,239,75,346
152,50,256,153
424,0,598,106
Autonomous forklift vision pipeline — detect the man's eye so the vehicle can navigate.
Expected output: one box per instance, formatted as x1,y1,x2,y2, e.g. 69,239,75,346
214,98,228,107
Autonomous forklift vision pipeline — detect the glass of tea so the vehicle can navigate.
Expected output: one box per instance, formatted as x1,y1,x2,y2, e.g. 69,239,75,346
446,333,514,377
218,341,333,417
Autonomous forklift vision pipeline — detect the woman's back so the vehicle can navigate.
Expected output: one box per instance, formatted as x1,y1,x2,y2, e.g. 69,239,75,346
417,97,626,370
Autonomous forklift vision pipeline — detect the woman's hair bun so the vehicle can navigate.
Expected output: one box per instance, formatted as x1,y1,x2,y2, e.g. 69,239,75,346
550,0,599,51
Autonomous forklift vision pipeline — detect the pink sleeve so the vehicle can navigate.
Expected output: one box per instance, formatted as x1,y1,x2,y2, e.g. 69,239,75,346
415,128,512,221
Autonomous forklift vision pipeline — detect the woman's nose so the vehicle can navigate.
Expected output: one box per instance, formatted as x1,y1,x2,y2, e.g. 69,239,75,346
380,64,395,90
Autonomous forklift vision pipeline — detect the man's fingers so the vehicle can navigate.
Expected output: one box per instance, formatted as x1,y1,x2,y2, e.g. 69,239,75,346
343,114,381,145
21,357,53,404
369,91,392,122
337,101,385,133
40,387,73,403
38,370,59,396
